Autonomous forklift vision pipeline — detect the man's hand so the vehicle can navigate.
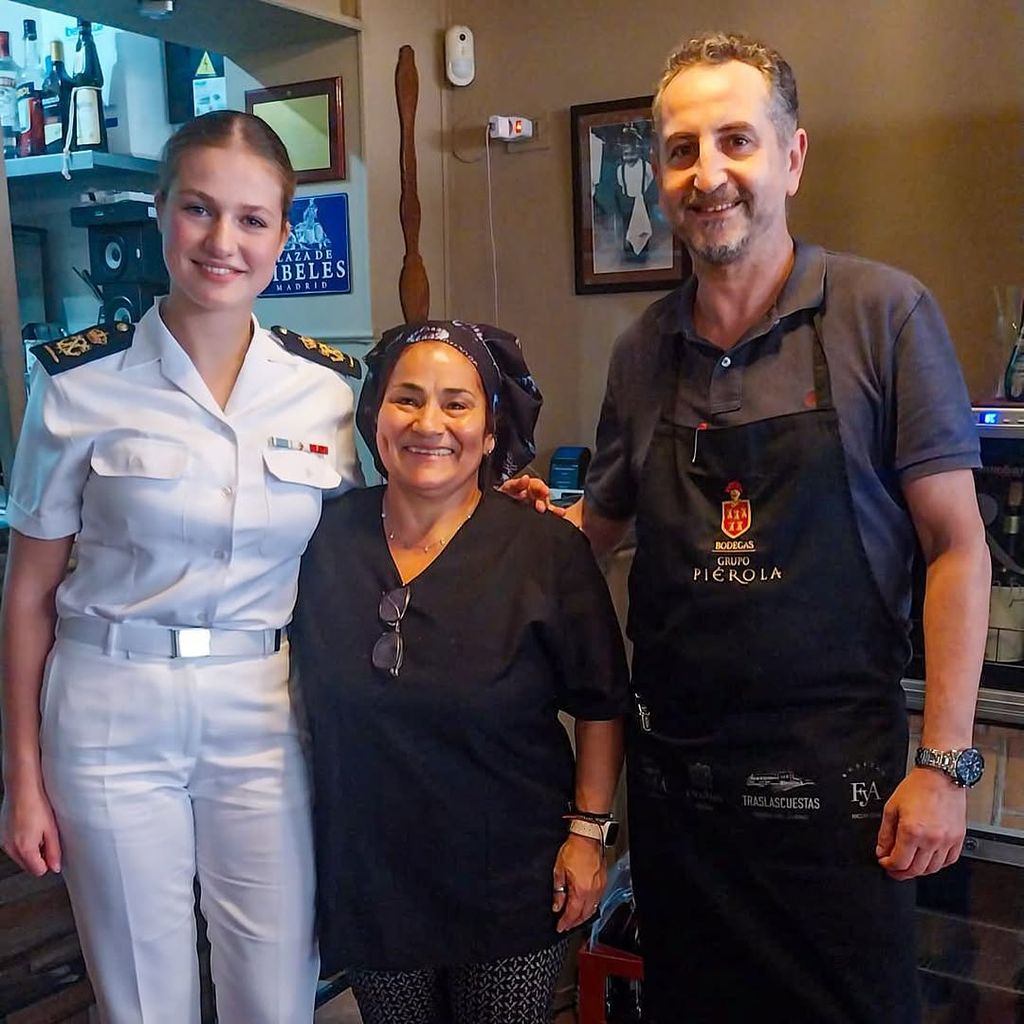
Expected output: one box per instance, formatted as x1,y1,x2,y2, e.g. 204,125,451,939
875,767,967,880
499,474,566,516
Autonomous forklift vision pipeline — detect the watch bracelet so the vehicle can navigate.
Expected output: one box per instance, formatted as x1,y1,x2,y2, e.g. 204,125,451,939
915,746,976,786
564,807,614,824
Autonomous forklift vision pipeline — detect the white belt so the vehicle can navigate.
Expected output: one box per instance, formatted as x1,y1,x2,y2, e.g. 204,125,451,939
57,617,288,659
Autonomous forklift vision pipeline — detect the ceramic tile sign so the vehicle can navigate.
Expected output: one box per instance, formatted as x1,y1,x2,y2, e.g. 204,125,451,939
262,193,351,297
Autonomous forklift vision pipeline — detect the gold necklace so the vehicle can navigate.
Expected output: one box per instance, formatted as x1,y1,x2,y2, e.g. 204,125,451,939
381,493,480,553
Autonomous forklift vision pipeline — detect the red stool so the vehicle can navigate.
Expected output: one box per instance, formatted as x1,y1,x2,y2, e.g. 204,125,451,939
577,941,644,1024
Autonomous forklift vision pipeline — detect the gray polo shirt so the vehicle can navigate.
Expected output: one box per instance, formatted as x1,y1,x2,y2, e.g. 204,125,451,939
585,240,980,623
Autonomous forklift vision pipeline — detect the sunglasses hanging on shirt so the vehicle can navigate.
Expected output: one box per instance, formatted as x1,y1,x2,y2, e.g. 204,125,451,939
372,585,410,678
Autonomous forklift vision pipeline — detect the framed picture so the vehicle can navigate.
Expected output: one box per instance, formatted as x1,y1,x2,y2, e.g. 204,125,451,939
570,95,689,294
245,77,345,183
261,193,351,297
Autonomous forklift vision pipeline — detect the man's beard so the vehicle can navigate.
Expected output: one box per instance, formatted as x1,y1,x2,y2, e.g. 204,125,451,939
689,234,750,265
681,186,752,265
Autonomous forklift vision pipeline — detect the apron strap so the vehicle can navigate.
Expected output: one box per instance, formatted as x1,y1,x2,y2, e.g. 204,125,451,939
811,309,834,411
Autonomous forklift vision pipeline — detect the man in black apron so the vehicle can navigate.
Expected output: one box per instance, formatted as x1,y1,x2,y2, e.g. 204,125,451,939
569,31,990,1024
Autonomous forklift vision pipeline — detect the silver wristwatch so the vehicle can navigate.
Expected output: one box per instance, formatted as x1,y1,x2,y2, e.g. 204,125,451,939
914,746,985,788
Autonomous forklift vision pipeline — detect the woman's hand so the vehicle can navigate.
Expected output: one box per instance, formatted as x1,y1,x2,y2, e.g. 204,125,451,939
1,780,62,877
1,531,72,879
552,833,606,933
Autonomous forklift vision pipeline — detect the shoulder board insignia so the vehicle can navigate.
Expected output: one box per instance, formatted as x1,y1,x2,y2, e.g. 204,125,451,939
271,326,362,380
31,322,135,376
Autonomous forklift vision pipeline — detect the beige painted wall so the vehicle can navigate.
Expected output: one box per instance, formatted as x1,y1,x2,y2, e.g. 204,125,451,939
445,0,1024,468
359,0,448,334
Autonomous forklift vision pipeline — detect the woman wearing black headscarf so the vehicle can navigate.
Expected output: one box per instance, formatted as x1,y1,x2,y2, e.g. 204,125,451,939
291,321,629,1024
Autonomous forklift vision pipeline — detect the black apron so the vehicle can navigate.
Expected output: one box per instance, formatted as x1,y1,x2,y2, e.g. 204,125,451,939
626,310,921,1023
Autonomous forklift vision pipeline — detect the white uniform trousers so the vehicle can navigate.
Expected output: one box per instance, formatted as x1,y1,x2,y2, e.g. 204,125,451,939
39,636,319,1024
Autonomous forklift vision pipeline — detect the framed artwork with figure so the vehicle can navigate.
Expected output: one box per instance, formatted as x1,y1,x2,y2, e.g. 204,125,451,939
570,95,689,294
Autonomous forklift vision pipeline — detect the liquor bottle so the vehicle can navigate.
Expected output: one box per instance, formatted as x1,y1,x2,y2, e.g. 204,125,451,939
70,19,106,152
15,19,45,154
0,31,20,159
16,88,42,156
41,42,72,154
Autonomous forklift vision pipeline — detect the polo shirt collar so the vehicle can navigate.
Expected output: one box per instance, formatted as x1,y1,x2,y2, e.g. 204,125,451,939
776,240,826,319
655,239,827,342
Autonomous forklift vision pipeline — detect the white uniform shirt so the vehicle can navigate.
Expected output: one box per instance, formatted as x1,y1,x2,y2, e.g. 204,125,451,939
7,305,362,629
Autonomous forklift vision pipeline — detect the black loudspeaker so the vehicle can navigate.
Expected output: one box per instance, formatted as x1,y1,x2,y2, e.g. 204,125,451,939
70,200,169,288
101,283,166,325
87,222,168,286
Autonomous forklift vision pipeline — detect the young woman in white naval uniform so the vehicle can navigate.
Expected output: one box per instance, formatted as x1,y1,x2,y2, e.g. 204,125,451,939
0,111,362,1024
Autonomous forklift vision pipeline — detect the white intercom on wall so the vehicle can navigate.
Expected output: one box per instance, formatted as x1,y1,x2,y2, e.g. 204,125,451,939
445,25,475,86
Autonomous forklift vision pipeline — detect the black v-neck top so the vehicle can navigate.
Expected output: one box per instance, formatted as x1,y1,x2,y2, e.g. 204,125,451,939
292,486,630,971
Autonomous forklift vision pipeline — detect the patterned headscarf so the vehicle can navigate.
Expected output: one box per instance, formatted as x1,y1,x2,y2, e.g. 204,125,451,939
356,320,543,484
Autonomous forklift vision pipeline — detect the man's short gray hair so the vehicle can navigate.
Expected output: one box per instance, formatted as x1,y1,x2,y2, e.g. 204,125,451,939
653,31,799,143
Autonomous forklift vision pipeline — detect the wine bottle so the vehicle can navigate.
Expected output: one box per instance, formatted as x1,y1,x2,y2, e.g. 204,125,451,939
70,19,106,152
0,31,20,159
15,19,45,154
41,42,72,153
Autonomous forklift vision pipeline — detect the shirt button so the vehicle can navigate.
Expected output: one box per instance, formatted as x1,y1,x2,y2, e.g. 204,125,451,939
213,549,227,560
221,486,234,498
197,611,210,623
720,356,732,369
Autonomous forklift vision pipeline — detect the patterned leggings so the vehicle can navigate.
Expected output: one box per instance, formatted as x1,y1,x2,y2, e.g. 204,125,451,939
348,938,570,1024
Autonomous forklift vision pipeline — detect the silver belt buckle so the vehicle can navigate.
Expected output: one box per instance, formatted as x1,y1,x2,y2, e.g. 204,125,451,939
172,628,212,658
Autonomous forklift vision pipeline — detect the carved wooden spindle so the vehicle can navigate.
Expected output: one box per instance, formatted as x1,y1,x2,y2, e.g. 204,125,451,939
396,45,429,322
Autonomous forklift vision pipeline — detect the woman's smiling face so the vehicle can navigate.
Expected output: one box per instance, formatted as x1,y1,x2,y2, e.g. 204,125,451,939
156,141,289,315
376,342,494,499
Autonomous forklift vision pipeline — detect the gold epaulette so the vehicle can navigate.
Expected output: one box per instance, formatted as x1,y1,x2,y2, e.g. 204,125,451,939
31,322,135,376
270,326,362,380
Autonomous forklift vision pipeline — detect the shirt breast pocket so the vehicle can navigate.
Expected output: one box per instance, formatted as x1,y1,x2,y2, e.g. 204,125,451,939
261,447,342,558
86,437,189,544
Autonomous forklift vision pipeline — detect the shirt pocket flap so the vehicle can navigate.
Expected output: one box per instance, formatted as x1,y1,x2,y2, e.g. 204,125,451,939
90,438,189,479
262,447,342,490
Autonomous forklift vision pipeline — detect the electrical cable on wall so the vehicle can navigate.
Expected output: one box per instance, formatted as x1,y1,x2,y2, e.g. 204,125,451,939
484,124,499,323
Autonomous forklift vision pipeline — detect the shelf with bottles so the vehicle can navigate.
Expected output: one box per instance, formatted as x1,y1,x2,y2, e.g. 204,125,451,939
2,17,113,168
3,149,158,179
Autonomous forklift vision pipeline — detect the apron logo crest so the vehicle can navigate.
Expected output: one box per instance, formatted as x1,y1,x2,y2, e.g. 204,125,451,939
745,770,814,793
742,769,821,815
842,761,888,819
721,480,752,539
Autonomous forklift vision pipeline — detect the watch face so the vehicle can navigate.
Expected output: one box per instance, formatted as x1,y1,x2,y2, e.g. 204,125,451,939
605,821,620,846
956,748,985,787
